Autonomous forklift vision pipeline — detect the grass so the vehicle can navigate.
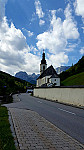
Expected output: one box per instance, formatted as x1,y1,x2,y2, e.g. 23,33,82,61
0,106,16,150
61,72,84,86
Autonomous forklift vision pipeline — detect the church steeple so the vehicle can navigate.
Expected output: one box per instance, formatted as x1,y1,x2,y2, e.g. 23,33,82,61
41,50,46,64
40,50,47,75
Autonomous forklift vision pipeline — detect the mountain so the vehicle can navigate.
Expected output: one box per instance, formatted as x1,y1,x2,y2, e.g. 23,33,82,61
60,56,84,81
15,72,39,84
15,72,29,81
15,66,71,84
56,66,71,74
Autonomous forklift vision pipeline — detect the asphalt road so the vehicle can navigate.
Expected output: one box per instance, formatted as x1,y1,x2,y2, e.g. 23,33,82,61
7,93,84,145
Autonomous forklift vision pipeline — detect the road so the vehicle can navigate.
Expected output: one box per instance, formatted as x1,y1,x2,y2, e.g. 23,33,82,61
6,93,84,145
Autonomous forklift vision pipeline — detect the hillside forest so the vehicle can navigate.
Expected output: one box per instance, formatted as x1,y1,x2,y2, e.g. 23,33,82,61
0,71,32,103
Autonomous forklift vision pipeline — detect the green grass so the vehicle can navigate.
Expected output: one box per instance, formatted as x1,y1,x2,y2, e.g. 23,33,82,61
0,106,16,150
61,72,84,86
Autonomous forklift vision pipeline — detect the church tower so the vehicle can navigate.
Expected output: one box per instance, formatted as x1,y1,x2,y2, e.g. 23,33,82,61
40,50,47,75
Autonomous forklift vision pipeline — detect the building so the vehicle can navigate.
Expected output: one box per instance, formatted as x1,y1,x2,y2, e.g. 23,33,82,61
36,51,60,87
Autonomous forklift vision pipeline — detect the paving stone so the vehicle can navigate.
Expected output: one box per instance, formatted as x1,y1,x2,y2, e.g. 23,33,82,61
8,107,84,150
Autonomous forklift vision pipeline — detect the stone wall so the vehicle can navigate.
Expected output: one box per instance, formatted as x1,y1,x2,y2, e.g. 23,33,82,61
34,86,84,106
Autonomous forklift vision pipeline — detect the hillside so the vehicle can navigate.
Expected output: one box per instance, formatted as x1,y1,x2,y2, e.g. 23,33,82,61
60,56,84,81
0,71,32,101
61,72,84,86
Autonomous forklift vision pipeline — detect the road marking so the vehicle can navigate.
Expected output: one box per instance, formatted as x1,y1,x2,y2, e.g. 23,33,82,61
58,108,76,115
38,101,42,104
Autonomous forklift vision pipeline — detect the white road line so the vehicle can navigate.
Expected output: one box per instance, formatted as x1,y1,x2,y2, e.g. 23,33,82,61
58,108,76,115
38,101,42,104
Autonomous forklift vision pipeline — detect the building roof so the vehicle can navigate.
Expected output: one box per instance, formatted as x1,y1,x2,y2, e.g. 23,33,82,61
50,74,59,78
37,65,59,79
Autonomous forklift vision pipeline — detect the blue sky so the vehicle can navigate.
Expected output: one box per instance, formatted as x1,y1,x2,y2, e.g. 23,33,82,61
0,0,84,75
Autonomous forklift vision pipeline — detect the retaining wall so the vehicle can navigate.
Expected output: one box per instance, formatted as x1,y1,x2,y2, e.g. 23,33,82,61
34,86,84,106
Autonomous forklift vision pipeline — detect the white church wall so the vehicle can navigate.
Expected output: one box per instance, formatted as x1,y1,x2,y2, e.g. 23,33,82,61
36,77,46,87
41,77,45,85
34,87,84,107
45,76,51,83
36,79,41,87
49,78,60,86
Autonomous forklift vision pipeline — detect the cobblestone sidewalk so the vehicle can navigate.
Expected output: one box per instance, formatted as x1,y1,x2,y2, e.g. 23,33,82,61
9,107,84,150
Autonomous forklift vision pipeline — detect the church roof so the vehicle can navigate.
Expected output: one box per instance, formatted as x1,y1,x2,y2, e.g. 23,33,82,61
37,65,59,79
50,74,59,78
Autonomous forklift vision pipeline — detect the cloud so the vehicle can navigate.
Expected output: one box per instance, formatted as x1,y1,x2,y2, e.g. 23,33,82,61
36,4,79,53
27,30,34,37
63,3,79,39
74,0,84,23
30,45,38,54
80,47,84,55
0,0,7,20
39,19,45,26
65,43,79,52
23,53,40,74
22,28,34,37
0,0,41,75
34,0,45,26
47,53,69,68
0,17,40,75
36,4,80,67
35,0,44,19
36,13,67,54
82,27,84,33
0,18,29,52
0,17,28,65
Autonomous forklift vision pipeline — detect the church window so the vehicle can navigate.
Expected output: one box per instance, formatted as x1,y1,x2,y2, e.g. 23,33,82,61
47,78,49,83
43,66,45,70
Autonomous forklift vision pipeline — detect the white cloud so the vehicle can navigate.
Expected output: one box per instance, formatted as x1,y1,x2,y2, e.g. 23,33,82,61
80,47,84,55
36,4,79,53
36,4,79,67
35,0,44,19
74,0,84,22
36,15,67,54
23,53,40,74
0,0,7,20
27,30,34,37
0,17,29,52
39,19,45,26
30,45,38,54
0,17,40,75
0,17,28,65
0,0,41,75
22,28,34,37
47,53,69,68
82,27,84,33
65,43,78,52
63,4,79,39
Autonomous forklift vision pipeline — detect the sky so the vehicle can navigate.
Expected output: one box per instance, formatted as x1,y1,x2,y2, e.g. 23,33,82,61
0,0,84,75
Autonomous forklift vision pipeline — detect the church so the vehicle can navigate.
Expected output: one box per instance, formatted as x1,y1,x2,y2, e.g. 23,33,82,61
36,51,60,87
